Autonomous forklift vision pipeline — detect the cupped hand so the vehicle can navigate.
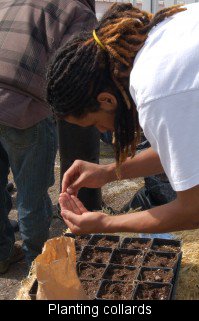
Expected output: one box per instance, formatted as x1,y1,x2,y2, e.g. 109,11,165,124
59,192,112,234
59,192,87,215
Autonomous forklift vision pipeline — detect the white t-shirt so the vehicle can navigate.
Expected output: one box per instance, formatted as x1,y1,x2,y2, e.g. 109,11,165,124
130,3,199,192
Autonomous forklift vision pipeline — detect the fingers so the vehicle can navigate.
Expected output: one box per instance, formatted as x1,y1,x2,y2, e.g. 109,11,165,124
63,218,80,235
62,193,82,215
67,175,85,196
62,164,78,193
59,193,69,211
59,193,75,214
59,193,87,215
61,209,82,227
62,207,110,235
71,195,87,213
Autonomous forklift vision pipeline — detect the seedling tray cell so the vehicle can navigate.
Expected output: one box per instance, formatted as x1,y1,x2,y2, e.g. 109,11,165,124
64,233,92,248
151,238,182,253
96,280,136,300
88,234,120,248
110,248,144,266
77,262,106,280
121,237,152,251
75,245,82,261
138,267,174,284
79,246,112,264
80,279,101,300
102,263,139,282
143,251,179,269
133,282,173,300
75,235,92,247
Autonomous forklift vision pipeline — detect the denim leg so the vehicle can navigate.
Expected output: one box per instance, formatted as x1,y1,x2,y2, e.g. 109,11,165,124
0,117,57,264
0,142,14,261
58,120,102,210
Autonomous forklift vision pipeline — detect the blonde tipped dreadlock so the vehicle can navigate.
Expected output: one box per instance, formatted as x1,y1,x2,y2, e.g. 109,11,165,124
47,3,186,177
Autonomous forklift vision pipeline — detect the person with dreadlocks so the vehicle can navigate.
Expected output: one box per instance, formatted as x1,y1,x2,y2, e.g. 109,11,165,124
47,2,199,234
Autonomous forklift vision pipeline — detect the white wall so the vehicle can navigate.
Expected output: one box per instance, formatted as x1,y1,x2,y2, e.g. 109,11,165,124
95,1,149,19
153,0,198,12
96,2,112,19
95,0,199,18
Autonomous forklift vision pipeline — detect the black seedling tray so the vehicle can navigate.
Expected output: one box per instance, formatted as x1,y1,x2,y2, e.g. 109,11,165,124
121,237,152,251
77,262,106,280
151,238,182,253
170,251,182,299
133,281,173,300
79,246,112,264
88,234,120,248
75,235,92,247
75,245,82,261
80,279,101,300
96,280,136,300
110,248,144,266
64,233,92,247
137,266,174,284
102,263,139,282
143,250,180,271
29,234,182,300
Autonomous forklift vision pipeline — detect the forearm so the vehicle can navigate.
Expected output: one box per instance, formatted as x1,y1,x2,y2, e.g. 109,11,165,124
107,147,164,182
106,199,199,234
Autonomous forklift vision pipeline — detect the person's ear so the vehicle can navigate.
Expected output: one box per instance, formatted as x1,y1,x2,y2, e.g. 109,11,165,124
97,92,117,112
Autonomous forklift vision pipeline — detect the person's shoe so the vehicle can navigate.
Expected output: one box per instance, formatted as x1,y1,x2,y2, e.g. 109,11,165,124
0,243,25,274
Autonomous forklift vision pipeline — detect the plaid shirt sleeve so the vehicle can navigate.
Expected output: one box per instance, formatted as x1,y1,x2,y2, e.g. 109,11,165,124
0,0,97,103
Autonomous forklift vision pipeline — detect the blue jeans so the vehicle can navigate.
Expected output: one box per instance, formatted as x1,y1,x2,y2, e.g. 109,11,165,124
0,117,57,264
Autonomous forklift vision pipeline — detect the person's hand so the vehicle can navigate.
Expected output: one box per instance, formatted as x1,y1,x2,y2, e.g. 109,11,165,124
59,192,112,234
62,160,115,195
59,192,87,215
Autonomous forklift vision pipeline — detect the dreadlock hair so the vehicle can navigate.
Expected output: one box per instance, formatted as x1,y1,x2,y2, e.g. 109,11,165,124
47,3,186,176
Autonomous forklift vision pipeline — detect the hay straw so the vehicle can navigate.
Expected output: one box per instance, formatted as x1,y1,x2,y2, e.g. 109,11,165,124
15,261,37,300
173,229,199,300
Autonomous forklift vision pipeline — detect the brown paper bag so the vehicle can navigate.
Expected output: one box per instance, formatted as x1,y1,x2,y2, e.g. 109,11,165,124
35,236,88,300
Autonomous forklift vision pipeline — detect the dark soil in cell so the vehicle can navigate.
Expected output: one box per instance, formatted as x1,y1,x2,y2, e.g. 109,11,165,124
80,247,111,264
75,246,82,261
104,265,138,282
135,283,171,300
89,236,119,248
122,239,151,251
140,269,173,283
75,235,91,247
152,244,180,253
77,263,105,280
143,252,177,268
98,282,135,300
111,250,143,266
81,280,100,300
